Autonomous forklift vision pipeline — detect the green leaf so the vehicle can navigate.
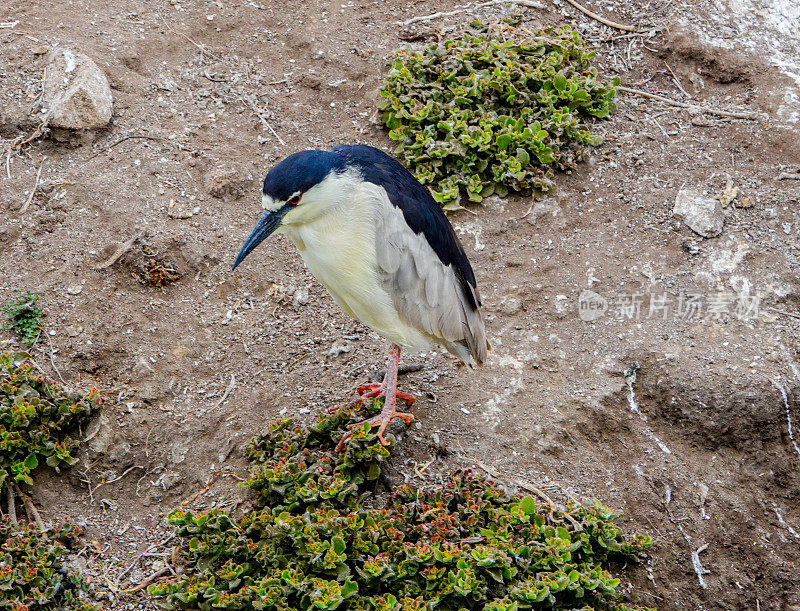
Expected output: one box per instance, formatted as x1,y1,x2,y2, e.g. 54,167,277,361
332,536,346,555
341,580,358,598
519,496,537,515
442,200,465,212
568,569,580,582
385,113,402,130
553,75,567,91
15,472,34,486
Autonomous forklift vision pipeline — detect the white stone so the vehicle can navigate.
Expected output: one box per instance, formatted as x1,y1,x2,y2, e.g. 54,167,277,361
673,189,724,238
42,47,113,129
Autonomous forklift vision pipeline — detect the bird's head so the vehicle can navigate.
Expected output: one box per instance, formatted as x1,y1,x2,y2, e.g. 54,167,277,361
232,149,351,270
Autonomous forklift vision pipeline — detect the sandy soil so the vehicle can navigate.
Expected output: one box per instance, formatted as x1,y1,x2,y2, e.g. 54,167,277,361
2,0,800,609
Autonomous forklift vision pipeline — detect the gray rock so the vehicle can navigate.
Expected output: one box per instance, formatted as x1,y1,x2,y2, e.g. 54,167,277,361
292,287,309,307
204,166,253,201
62,554,88,575
42,48,112,130
85,413,114,454
525,200,562,225
160,471,182,490
106,440,132,464
169,437,191,465
326,339,351,359
673,189,724,238
499,296,523,315
131,356,154,380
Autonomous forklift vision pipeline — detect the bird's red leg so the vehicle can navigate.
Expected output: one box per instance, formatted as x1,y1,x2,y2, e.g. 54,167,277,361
335,344,416,452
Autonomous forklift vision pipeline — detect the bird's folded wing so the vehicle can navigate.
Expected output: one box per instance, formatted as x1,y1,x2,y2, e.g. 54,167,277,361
376,204,487,365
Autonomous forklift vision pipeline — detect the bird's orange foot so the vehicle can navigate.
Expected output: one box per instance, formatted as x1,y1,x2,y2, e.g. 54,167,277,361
356,383,416,406
335,406,415,452
327,383,416,414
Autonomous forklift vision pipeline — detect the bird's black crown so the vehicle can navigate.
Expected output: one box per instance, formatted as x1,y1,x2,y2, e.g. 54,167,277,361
262,150,346,202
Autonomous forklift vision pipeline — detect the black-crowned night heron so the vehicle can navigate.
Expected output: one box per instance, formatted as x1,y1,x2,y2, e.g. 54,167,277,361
233,144,488,449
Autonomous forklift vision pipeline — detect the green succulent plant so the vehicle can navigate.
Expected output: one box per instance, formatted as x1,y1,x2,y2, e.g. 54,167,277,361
150,401,653,610
0,520,99,610
0,352,102,492
378,22,619,210
1,292,44,346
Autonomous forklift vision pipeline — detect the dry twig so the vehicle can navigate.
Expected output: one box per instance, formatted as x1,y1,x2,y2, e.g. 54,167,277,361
91,465,145,497
15,484,46,532
664,60,690,98
771,378,800,458
397,0,544,26
94,230,144,270
691,543,709,589
14,122,48,149
115,535,175,589
43,327,67,386
84,134,163,162
181,468,224,507
157,9,222,61
776,172,800,181
122,567,171,595
19,156,46,214
209,373,236,411
463,456,583,531
562,0,637,31
768,308,800,321
7,486,16,525
239,94,286,146
617,85,762,120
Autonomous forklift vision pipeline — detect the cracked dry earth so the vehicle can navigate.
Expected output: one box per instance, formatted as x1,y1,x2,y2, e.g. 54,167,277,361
1,0,800,609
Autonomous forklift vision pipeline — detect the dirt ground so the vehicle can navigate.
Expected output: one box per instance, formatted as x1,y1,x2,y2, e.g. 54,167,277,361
2,0,800,609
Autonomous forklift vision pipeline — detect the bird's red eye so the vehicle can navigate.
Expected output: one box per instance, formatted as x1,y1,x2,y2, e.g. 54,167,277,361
288,194,301,206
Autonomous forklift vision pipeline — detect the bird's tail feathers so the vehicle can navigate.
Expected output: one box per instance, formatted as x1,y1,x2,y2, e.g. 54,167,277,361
456,281,488,367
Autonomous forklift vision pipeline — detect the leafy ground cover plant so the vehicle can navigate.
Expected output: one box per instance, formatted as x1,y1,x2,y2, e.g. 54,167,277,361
378,22,619,210
1,292,44,346
0,352,102,492
0,519,98,610
151,402,653,610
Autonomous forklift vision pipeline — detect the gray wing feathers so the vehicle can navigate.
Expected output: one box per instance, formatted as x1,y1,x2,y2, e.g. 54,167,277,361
375,205,487,366
457,279,488,365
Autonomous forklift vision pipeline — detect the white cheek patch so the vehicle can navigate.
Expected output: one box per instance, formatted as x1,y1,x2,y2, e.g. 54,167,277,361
262,193,284,212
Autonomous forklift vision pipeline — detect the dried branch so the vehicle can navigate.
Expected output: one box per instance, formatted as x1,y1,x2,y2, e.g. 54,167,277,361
562,0,637,32
617,85,762,120
84,134,163,162
397,0,545,27
19,156,46,214
94,230,145,270
15,484,46,532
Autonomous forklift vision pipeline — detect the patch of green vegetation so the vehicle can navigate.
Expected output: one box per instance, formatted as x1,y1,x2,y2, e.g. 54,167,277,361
378,22,619,210
0,519,99,610
0,352,101,492
150,403,653,610
1,292,44,346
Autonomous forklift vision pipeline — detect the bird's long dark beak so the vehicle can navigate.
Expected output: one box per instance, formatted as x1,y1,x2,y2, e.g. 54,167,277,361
232,206,290,270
